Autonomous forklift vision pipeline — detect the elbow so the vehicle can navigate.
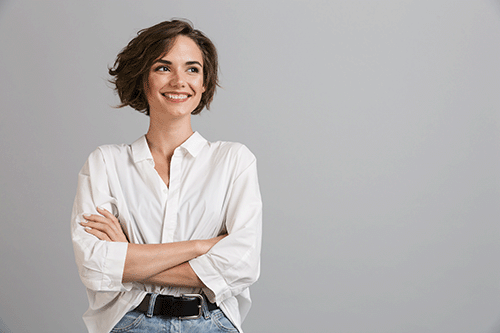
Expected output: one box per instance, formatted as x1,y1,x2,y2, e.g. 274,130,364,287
230,254,261,291
79,275,104,292
246,259,261,287
78,266,128,292
73,237,129,292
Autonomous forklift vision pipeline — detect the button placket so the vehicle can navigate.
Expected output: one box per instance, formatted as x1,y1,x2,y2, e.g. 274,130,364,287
161,150,182,243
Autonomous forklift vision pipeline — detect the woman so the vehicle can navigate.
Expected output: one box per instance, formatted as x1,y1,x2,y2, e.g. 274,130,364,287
71,20,262,333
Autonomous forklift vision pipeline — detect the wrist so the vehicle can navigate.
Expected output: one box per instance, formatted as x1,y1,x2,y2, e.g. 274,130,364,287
194,239,209,257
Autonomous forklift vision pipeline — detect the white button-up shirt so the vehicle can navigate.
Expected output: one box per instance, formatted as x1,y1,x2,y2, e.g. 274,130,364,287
71,132,262,333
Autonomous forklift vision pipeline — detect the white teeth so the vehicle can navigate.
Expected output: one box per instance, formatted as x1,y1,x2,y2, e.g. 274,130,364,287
166,94,188,99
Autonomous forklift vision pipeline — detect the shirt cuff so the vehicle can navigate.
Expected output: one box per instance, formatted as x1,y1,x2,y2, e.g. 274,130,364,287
102,241,132,291
189,256,230,305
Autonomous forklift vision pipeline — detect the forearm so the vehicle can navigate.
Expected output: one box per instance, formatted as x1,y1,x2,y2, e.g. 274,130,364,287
123,241,203,283
81,207,226,285
140,262,205,288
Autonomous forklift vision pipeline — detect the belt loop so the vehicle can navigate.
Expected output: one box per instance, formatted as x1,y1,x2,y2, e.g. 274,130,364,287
201,294,210,319
147,293,159,318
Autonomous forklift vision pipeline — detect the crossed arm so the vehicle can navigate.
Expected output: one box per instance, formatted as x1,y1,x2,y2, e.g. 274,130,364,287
80,207,225,288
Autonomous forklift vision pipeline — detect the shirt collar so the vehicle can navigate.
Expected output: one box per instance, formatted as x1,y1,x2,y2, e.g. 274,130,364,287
131,131,207,163
131,135,153,163
179,131,207,157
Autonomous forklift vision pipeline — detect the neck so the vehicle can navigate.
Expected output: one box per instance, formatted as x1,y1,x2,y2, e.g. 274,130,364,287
145,112,194,159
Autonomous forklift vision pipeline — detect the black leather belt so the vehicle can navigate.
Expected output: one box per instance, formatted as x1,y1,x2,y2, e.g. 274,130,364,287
135,293,218,319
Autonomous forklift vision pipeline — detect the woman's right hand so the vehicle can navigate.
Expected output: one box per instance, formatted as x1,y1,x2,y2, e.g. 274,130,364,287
198,234,227,255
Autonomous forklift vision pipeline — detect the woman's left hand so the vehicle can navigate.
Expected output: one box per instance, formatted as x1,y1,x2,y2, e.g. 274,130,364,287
81,207,129,243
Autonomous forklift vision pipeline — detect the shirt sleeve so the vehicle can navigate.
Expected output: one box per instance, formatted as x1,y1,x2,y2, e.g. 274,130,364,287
189,145,262,304
71,148,132,292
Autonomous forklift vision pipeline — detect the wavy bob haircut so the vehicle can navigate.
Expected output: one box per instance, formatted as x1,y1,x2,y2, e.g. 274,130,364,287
109,19,219,115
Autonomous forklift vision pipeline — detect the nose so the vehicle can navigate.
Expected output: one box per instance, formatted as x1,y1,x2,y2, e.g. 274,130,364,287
169,71,186,88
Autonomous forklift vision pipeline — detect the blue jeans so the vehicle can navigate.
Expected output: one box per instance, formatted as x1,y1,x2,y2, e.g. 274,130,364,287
110,294,238,333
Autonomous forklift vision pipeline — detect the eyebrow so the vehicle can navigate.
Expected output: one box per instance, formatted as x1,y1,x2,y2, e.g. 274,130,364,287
155,59,203,67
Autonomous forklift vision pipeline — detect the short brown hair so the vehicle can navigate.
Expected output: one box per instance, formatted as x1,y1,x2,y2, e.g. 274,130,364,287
109,19,219,115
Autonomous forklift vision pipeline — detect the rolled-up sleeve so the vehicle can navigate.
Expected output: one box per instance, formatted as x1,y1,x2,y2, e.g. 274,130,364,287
189,147,262,304
71,148,132,292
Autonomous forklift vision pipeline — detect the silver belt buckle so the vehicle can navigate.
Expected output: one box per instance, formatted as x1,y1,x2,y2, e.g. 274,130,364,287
181,294,203,319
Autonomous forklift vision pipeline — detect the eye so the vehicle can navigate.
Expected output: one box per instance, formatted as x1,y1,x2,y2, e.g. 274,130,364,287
187,67,200,73
155,65,170,72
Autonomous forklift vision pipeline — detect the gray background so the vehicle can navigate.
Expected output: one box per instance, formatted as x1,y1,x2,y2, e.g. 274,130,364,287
1,0,499,332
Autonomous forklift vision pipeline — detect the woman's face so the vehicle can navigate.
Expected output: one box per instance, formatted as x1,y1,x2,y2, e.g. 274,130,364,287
145,35,205,119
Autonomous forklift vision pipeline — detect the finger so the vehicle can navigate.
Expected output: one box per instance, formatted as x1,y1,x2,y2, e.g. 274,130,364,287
83,214,111,223
81,221,116,239
83,210,128,243
84,213,121,234
96,207,122,229
96,207,118,223
84,227,112,241
81,220,128,243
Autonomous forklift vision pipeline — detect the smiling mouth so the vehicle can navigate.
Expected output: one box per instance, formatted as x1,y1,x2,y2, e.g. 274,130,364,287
162,93,190,101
